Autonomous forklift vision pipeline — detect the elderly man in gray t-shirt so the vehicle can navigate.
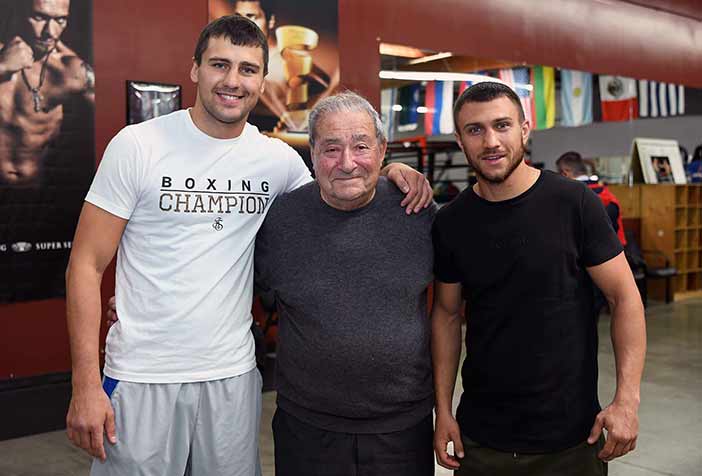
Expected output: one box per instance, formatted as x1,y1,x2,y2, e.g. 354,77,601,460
255,91,436,476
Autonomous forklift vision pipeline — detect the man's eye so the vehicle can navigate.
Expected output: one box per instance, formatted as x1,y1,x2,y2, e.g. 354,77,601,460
496,122,510,130
467,127,481,135
213,63,227,69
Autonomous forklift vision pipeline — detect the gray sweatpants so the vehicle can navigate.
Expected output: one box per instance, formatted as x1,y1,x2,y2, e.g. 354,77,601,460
91,369,262,476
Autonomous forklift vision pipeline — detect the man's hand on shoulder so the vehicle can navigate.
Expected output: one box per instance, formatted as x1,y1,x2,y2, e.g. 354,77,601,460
381,162,433,214
0,36,33,76
106,295,118,327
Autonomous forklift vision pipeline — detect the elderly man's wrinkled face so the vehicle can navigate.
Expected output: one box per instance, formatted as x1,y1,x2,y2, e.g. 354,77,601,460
312,110,386,211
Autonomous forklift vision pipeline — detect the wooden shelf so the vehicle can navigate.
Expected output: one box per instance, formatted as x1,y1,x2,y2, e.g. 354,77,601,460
638,185,702,299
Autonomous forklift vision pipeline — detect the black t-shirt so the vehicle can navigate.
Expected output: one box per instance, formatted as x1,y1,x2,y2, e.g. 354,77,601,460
432,171,623,453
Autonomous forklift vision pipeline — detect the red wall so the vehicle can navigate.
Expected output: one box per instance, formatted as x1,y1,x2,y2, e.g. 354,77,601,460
339,0,702,108
0,0,206,380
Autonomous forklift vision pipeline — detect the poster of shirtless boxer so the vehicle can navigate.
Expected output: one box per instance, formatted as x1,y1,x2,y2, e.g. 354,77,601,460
0,0,94,302
208,0,339,150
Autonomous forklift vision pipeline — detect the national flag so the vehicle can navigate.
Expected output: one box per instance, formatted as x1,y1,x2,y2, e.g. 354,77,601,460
498,67,535,127
531,66,555,129
459,79,478,94
380,87,396,141
598,75,638,121
638,80,685,118
397,84,420,132
424,80,454,135
560,69,593,127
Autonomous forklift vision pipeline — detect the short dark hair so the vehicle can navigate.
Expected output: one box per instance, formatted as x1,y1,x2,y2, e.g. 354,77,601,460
693,144,702,162
193,14,269,75
556,151,588,175
453,81,525,131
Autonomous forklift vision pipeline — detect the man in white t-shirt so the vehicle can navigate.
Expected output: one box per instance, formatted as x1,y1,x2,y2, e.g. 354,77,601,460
64,15,432,476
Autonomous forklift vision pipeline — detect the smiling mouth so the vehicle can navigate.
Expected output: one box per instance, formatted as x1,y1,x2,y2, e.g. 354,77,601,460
215,91,245,103
481,153,506,162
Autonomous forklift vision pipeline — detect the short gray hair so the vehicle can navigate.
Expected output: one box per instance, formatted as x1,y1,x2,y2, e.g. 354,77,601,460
308,91,387,147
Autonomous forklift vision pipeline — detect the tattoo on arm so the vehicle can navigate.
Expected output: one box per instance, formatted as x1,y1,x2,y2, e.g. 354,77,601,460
82,61,95,92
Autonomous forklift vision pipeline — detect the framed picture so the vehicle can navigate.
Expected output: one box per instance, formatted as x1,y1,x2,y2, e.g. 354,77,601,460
126,81,182,125
631,138,687,184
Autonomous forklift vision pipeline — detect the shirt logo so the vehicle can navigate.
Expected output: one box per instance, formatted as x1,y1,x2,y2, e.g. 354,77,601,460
213,217,224,231
158,177,271,215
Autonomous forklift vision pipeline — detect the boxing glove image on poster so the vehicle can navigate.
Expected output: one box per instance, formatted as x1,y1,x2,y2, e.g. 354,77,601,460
208,0,339,148
0,0,95,302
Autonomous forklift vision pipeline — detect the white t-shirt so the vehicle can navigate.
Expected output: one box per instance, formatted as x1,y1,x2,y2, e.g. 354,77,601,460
86,110,312,383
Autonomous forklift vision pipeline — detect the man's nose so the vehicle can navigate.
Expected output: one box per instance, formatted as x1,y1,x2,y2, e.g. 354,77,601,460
338,148,356,172
42,20,60,39
483,128,500,149
221,68,241,89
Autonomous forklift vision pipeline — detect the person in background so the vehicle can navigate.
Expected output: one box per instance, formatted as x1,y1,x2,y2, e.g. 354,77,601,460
557,151,626,246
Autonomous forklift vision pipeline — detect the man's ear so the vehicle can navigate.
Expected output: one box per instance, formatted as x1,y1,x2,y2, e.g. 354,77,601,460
190,59,199,84
378,139,388,159
521,118,531,145
454,131,465,154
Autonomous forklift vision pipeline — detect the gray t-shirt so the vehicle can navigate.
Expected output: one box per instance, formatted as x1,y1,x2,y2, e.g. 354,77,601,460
255,177,436,433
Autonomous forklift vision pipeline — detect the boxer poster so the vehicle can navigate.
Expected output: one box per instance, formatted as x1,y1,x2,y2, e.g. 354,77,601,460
208,0,339,150
0,0,95,302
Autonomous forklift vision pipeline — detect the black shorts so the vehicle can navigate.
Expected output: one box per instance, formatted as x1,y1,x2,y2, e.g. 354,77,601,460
456,433,608,476
272,407,434,476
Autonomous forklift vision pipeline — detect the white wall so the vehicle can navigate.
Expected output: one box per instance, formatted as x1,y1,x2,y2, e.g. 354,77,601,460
531,115,702,171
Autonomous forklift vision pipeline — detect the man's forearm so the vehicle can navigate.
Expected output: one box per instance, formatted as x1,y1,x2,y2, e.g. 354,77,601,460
66,263,105,389
432,307,463,416
610,294,646,404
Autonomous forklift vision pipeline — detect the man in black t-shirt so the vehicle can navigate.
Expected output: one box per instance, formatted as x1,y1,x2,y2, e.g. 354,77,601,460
431,82,646,476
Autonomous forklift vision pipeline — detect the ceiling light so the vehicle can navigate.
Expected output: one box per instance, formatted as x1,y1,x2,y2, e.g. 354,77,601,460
407,52,453,65
379,70,533,91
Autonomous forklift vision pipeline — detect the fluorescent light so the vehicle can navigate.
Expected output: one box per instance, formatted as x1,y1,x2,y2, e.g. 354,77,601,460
407,52,453,65
379,43,425,58
416,106,429,113
379,70,533,91
391,104,403,112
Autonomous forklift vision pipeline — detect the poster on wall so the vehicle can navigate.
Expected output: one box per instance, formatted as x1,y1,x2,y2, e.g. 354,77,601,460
208,0,339,153
0,0,95,302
